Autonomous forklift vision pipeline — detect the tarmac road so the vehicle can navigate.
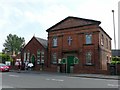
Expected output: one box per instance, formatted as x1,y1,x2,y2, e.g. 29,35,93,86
1,72,119,88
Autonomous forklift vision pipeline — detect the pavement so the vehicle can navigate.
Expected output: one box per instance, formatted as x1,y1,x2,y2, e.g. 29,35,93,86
9,70,120,80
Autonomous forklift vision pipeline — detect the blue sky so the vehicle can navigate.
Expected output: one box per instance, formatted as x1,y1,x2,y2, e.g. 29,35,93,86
0,0,119,51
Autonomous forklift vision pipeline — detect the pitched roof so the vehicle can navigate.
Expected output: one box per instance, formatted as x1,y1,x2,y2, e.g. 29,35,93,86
35,37,48,48
46,16,101,32
99,27,112,40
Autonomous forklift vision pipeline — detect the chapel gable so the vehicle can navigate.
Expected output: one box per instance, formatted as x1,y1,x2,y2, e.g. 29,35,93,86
46,16,101,32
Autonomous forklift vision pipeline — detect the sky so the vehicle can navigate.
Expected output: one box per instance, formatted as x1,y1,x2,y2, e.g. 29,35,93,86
0,0,119,52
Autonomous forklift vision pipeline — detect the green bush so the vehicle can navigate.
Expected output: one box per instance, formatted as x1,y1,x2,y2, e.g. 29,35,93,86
111,57,120,64
0,53,13,63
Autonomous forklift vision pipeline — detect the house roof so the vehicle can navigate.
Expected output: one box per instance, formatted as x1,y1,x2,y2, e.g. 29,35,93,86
22,36,48,50
35,37,48,48
99,27,112,40
46,16,101,32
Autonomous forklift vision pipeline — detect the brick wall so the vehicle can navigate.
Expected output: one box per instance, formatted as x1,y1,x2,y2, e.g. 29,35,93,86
47,17,112,74
21,37,48,71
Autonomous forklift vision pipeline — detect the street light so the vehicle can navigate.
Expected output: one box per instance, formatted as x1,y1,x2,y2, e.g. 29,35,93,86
112,10,116,50
112,10,117,75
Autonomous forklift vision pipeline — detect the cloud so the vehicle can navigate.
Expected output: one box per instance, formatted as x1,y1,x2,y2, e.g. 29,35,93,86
0,0,119,51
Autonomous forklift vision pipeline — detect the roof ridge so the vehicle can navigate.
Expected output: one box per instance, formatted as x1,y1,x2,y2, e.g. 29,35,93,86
35,37,47,41
67,16,101,23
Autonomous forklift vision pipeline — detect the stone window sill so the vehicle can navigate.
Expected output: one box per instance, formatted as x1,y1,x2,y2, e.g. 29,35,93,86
84,63,95,66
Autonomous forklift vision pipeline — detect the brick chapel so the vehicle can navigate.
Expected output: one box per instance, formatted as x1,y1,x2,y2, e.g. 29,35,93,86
21,16,112,74
21,36,48,70
46,16,112,74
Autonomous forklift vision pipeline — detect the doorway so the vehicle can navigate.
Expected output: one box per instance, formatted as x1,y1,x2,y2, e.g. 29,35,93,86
66,56,74,73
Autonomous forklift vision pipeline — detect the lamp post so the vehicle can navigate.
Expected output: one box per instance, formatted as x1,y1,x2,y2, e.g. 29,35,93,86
112,10,117,75
112,10,116,50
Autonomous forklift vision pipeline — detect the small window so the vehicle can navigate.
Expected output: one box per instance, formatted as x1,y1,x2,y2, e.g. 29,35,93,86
86,52,92,64
52,53,57,64
106,38,108,49
27,52,30,61
41,51,44,63
86,34,92,44
101,34,104,46
37,49,41,59
24,52,26,62
52,37,58,47
109,41,111,50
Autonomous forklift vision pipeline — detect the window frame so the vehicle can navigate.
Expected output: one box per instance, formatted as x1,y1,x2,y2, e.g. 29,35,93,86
27,51,30,61
51,53,57,64
106,38,108,49
41,50,45,63
37,49,41,64
101,34,104,46
85,51,92,65
52,36,58,47
85,34,92,44
24,52,26,62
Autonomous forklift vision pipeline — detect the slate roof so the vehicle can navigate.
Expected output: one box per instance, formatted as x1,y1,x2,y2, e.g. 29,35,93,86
35,37,48,48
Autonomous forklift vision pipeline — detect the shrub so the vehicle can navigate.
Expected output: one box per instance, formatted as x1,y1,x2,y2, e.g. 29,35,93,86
111,57,120,64
0,53,13,63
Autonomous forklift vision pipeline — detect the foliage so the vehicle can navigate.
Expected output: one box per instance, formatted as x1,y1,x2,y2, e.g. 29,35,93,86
111,57,120,64
3,34,25,55
0,53,13,63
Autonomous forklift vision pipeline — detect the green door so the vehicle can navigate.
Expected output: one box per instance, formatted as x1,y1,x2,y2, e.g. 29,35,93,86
67,56,74,73
31,55,35,66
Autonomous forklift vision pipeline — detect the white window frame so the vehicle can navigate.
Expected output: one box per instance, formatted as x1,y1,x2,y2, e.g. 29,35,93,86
52,37,58,47
86,34,92,44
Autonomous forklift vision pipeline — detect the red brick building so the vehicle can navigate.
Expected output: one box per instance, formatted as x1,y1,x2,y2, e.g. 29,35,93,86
46,16,112,74
21,36,48,71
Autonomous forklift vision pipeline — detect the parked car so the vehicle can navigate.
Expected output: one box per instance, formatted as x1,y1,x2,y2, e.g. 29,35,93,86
0,63,10,72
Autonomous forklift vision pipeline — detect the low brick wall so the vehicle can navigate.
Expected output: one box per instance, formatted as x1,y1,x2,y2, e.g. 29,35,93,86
117,64,120,75
107,63,120,75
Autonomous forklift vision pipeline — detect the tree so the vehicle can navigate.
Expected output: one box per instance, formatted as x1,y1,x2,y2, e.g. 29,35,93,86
0,53,13,63
3,34,25,55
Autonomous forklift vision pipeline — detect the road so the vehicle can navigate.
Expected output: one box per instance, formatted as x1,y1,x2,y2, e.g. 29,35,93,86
0,71,119,88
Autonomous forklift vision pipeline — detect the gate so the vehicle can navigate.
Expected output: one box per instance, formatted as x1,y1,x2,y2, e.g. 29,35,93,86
108,64,116,75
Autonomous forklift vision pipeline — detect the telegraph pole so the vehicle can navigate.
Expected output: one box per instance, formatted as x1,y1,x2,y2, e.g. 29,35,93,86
112,10,117,75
